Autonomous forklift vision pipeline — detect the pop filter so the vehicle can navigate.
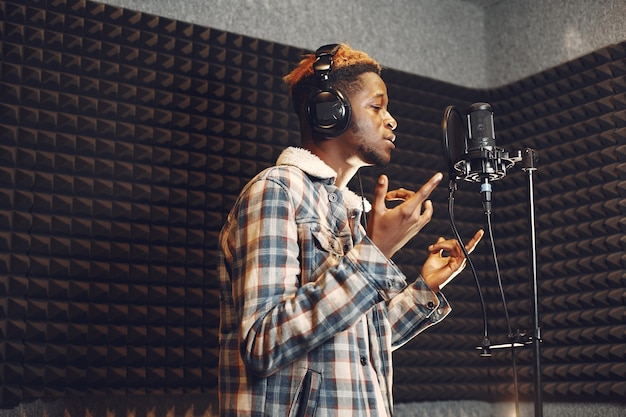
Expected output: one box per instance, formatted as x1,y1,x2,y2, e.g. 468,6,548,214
441,105,467,179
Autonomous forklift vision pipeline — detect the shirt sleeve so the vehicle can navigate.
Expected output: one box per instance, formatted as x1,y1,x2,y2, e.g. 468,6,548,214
386,274,452,349
348,234,452,349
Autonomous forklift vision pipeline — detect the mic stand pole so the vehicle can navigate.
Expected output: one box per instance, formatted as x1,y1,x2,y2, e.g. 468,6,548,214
522,148,542,417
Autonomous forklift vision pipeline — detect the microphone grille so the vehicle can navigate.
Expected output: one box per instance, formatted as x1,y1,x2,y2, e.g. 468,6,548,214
467,103,495,149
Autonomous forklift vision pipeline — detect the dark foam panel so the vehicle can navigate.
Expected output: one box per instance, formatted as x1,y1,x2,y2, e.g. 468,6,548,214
0,0,299,407
0,0,624,410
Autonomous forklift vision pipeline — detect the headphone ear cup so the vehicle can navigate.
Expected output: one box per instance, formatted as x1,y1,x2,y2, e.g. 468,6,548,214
307,88,352,137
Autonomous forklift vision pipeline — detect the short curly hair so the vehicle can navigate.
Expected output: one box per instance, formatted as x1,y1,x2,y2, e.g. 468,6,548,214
283,43,382,115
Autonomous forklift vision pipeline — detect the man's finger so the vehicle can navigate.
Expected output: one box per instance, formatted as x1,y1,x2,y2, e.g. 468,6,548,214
401,172,443,213
371,174,389,213
386,188,414,201
465,229,485,254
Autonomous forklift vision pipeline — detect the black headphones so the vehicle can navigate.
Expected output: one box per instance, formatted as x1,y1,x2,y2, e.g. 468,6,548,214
306,44,352,137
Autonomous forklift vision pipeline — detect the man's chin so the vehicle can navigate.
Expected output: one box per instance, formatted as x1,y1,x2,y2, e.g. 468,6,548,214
373,151,392,167
374,159,390,168
359,147,392,167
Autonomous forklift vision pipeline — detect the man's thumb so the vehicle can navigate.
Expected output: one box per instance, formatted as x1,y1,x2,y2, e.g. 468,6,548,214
372,175,388,212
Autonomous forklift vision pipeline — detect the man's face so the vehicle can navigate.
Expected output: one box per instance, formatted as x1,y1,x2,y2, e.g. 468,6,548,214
340,72,397,167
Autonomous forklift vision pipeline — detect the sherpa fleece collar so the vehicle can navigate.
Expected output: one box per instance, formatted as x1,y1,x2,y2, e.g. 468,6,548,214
276,147,371,212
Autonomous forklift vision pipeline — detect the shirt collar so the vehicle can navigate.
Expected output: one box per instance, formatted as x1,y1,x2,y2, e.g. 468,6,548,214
276,147,371,212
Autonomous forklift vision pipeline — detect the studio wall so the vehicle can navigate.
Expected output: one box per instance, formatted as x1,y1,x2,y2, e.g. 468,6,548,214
99,0,626,89
0,0,624,415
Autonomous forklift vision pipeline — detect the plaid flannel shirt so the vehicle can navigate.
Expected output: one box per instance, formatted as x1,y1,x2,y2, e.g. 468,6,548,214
218,147,451,417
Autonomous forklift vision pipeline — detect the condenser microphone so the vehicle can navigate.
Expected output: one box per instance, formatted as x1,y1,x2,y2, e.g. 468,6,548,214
459,102,516,183
442,102,521,213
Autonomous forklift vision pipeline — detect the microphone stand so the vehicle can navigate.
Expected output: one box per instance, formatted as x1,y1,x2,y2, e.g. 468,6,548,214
441,105,543,416
522,148,543,417
466,147,542,417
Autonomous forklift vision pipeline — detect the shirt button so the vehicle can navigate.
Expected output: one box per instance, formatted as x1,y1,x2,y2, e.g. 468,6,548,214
328,193,338,202
360,356,367,366
427,301,435,309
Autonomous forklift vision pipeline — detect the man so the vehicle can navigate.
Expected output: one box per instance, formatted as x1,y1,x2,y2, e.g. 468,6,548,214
218,43,483,417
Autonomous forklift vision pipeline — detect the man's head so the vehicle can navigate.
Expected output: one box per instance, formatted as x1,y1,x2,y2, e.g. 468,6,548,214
284,43,397,171
284,43,382,136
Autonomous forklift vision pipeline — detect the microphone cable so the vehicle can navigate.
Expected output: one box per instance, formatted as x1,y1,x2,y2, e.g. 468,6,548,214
484,198,520,417
446,178,489,352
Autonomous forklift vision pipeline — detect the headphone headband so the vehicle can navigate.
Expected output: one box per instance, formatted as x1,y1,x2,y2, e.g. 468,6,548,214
313,44,340,74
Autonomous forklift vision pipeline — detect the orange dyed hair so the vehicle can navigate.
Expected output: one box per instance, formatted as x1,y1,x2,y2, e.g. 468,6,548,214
283,43,382,91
